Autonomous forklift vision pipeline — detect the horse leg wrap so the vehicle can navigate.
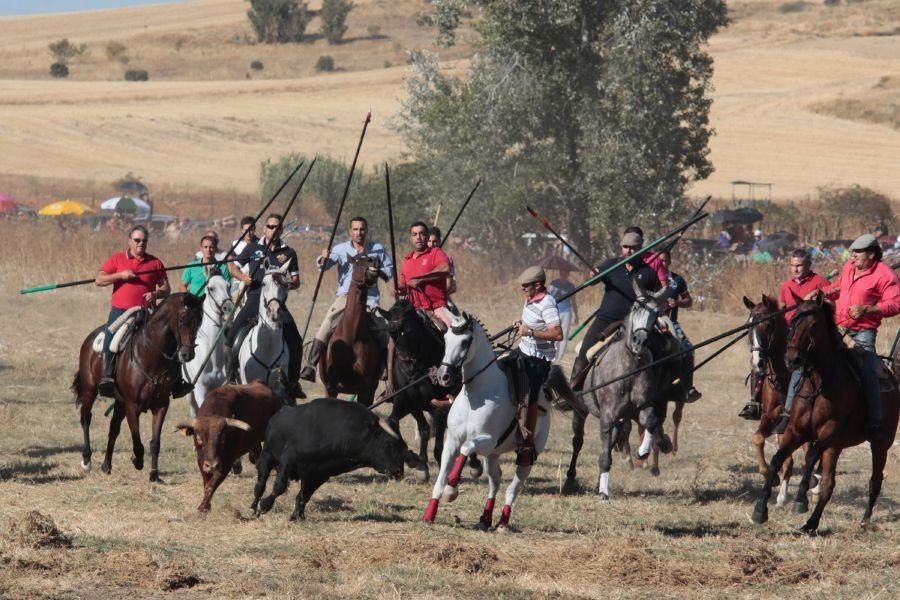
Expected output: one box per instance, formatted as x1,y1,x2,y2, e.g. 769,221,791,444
479,498,495,528
422,498,439,523
637,430,654,459
447,454,467,488
497,505,512,527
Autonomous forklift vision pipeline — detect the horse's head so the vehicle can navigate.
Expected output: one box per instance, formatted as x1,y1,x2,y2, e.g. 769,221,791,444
624,277,669,355
785,291,830,371
260,262,290,324
205,272,234,317
387,298,417,337
743,294,781,372
350,255,381,288
173,293,203,362
436,312,476,387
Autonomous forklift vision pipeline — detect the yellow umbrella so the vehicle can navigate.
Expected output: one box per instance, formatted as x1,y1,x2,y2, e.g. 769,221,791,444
38,200,95,216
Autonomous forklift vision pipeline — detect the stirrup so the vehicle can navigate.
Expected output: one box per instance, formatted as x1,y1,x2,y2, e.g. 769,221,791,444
515,444,536,467
738,401,761,421
299,365,317,382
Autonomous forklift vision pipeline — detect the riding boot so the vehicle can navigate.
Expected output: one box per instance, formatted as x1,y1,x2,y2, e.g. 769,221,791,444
299,339,325,382
224,342,237,384
171,376,194,399
98,351,115,398
569,355,589,392
861,358,885,442
516,403,541,466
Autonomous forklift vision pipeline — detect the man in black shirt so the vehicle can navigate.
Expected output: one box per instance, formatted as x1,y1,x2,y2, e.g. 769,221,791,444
570,231,661,391
659,250,701,402
226,213,304,397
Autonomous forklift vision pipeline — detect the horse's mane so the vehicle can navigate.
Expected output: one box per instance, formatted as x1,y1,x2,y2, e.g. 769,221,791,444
466,313,492,341
818,300,839,340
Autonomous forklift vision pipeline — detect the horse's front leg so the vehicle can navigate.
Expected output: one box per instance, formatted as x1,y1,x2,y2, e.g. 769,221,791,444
562,409,586,494
148,404,168,482
422,434,463,524
78,385,96,471
751,429,804,524
671,401,684,454
411,409,431,482
792,441,824,513
100,400,126,475
477,455,502,531
124,401,144,471
597,421,616,500
801,447,840,536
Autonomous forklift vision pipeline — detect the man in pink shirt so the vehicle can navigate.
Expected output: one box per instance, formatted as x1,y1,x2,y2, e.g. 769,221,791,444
399,221,453,329
767,249,830,430
819,234,900,441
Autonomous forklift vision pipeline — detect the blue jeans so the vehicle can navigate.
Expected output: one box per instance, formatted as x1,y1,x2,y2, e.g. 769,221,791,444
103,307,126,354
847,329,880,428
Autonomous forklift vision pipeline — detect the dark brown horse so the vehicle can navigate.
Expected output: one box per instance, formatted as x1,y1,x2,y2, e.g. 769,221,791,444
743,294,806,504
319,255,386,406
73,293,203,482
751,293,899,534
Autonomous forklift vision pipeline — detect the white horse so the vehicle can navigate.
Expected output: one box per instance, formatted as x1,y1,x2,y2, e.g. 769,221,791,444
237,263,290,389
422,312,553,531
182,272,234,414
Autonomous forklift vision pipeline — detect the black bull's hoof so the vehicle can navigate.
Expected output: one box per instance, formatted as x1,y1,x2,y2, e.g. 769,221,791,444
751,504,769,524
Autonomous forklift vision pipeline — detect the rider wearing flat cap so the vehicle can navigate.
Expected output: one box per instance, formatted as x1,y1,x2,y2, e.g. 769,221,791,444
513,265,563,466
816,233,900,441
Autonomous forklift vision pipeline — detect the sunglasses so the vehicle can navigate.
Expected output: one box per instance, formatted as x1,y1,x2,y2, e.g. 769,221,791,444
131,238,147,244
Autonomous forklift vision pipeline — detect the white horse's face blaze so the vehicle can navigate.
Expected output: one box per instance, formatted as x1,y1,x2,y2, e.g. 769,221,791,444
261,269,288,324
437,316,474,386
206,274,233,315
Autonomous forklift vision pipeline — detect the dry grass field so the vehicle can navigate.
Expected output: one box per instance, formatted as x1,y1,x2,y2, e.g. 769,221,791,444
0,0,898,203
1,222,899,598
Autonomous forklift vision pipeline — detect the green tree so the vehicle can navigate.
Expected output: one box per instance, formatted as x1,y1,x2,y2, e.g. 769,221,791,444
320,0,354,45
48,38,87,65
246,0,311,44
398,0,728,260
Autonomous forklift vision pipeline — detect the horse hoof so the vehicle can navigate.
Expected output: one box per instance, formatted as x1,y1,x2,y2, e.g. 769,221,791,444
751,508,768,524
476,521,491,532
149,470,161,483
80,460,91,472
793,500,808,514
800,524,818,537
442,485,459,503
232,461,242,476
597,492,609,502
494,524,510,534
131,455,144,471
657,435,673,454
100,462,111,475
650,466,660,477
468,465,483,479
415,468,430,483
561,478,580,496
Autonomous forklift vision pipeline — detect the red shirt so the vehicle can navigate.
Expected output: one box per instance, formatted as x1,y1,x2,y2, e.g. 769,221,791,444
400,246,450,310
825,259,900,330
643,252,669,287
101,250,167,310
779,271,830,324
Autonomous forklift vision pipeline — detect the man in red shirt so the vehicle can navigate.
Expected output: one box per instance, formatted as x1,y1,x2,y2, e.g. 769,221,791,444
399,221,453,329
95,225,170,397
766,249,830,430
820,234,900,440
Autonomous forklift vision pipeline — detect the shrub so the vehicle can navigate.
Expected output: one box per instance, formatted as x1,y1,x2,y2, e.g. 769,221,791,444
49,62,69,78
124,69,149,81
778,2,808,13
320,0,354,44
251,60,264,71
105,41,128,63
247,0,311,44
315,55,335,72
367,24,381,38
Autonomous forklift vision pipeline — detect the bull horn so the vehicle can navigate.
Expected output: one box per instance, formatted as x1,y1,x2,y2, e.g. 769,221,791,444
224,418,251,432
173,420,196,435
378,418,400,440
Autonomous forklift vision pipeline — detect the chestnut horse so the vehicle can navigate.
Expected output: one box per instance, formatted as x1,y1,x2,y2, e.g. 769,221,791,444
743,294,808,505
751,294,899,534
73,293,203,481
319,255,386,406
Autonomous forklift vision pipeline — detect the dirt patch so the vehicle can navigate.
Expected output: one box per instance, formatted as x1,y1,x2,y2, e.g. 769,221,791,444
6,511,72,549
431,541,501,575
730,545,781,578
157,564,203,591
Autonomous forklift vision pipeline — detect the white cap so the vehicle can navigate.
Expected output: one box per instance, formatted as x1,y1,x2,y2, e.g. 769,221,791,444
753,229,762,237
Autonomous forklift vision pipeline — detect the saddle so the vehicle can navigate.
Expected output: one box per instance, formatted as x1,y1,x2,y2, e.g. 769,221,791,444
496,349,531,408
844,343,896,393
91,307,148,354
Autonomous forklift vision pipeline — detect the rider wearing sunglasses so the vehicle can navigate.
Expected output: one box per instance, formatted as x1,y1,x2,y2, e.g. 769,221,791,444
94,225,170,397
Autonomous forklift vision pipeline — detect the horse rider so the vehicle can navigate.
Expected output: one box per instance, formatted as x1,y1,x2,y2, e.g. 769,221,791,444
398,221,454,330
569,230,662,391
815,234,899,441
658,249,702,402
513,266,563,466
428,226,458,306
226,213,303,397
181,234,231,296
227,216,258,296
299,216,393,383
742,248,829,424
95,225,172,397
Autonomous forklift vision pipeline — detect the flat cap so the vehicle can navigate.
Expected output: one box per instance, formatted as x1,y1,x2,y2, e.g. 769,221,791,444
620,232,643,247
517,265,546,284
849,234,878,251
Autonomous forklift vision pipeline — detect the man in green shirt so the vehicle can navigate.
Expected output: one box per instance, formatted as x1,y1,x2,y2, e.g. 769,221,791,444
181,234,231,296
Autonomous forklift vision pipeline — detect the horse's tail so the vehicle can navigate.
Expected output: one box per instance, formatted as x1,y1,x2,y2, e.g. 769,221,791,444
71,371,82,406
545,365,588,416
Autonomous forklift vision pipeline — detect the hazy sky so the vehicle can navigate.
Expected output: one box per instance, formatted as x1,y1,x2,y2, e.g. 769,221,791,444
0,1,185,16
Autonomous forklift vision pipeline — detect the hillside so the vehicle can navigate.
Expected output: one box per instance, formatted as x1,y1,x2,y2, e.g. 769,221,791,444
0,0,897,204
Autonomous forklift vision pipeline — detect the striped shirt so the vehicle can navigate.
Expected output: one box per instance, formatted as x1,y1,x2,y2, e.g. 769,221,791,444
518,292,561,361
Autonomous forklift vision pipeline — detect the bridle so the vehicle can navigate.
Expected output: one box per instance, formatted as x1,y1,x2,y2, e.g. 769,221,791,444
441,316,498,385
625,296,658,357
786,308,817,362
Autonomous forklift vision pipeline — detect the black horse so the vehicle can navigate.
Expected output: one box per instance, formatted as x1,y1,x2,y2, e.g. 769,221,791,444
385,299,481,481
